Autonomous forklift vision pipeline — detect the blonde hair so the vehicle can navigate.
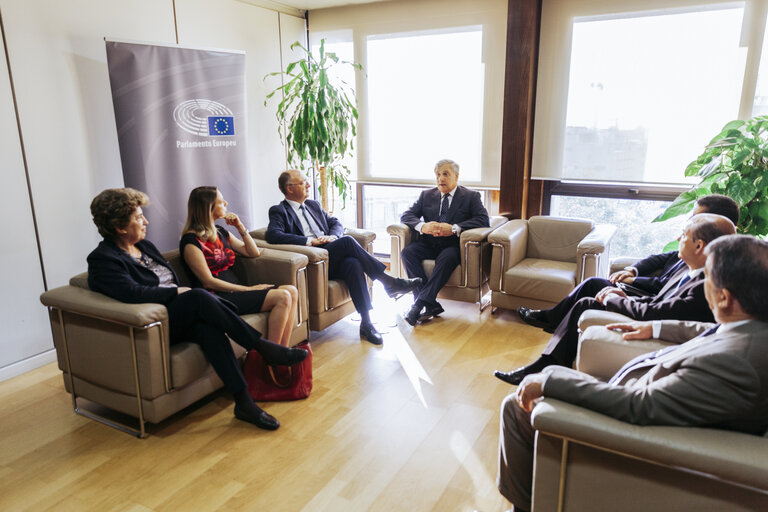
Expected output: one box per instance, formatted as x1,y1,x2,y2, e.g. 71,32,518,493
182,186,218,241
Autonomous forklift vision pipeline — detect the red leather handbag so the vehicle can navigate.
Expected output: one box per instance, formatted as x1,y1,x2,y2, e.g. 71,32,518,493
243,340,312,401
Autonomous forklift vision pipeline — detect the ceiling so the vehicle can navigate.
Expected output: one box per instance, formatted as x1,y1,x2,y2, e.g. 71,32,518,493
249,0,390,15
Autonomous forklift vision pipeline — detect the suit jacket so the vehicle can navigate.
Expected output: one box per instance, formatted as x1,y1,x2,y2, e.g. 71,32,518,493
400,185,489,236
87,238,179,306
603,266,714,323
266,199,344,246
631,250,684,294
542,319,768,434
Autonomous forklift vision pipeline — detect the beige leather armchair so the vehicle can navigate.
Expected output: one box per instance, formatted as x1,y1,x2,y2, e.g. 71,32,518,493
574,310,674,380
529,327,768,511
386,215,507,310
250,227,376,332
39,248,309,437
488,216,616,312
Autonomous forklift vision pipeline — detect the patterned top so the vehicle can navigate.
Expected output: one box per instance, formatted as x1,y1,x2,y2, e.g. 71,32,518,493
180,225,241,288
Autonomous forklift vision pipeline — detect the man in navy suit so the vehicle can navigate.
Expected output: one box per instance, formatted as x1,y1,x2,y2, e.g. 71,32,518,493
267,169,421,345
517,194,740,333
494,213,736,385
400,159,490,325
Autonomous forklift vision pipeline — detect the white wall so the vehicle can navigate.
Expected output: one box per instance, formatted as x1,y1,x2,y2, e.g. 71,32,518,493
0,0,303,381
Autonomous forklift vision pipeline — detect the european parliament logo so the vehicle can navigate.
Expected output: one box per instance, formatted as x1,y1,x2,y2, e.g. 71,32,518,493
173,99,235,137
208,116,234,136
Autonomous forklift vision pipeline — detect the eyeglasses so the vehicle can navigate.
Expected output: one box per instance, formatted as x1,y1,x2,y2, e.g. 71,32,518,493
286,180,307,187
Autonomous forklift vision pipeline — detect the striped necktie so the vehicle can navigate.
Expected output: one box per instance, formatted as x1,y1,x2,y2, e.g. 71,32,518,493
438,194,450,223
299,205,322,238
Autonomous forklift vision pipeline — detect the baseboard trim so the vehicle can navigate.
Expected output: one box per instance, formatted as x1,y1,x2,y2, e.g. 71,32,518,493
0,349,57,382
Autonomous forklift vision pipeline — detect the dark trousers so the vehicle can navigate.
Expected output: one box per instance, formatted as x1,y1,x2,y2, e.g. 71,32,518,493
401,237,460,305
543,277,612,325
166,289,274,395
323,235,386,314
542,297,606,366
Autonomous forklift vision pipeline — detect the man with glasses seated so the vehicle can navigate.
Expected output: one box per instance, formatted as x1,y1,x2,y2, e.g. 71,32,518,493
267,169,421,345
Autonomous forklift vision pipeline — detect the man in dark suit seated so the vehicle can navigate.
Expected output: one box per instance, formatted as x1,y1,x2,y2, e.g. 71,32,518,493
266,170,421,345
399,159,490,325
517,194,739,333
497,234,768,512
494,213,736,385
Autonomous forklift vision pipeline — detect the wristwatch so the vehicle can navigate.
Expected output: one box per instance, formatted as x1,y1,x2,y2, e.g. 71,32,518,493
451,225,459,235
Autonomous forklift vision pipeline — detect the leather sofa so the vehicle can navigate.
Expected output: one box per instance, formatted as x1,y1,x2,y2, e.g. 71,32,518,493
528,325,768,511
39,247,309,437
250,227,376,332
488,216,616,312
386,215,508,310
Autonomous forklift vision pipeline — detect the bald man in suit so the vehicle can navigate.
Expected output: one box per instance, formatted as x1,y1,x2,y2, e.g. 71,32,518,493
497,234,768,512
495,213,736,385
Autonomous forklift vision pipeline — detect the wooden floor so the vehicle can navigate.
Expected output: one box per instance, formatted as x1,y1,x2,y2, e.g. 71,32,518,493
0,290,549,512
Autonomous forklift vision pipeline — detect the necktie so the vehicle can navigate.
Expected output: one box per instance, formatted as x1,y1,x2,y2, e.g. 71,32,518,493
438,194,450,223
299,205,321,238
675,273,691,291
608,324,719,384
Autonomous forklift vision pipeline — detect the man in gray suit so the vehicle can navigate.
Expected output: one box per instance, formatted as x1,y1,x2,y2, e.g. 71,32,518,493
497,234,768,512
495,213,736,385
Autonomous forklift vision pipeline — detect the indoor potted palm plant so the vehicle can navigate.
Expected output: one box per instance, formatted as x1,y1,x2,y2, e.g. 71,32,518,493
265,39,362,212
655,116,768,238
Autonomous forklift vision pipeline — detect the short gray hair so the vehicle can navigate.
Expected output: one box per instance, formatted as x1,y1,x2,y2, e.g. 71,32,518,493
434,159,459,175
705,234,768,322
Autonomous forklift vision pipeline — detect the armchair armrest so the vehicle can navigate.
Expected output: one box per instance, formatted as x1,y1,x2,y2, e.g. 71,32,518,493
488,219,528,292
40,285,168,327
249,230,330,265
611,256,641,275
576,223,616,282
576,323,673,381
531,399,768,493
40,285,172,398
344,227,376,252
387,223,413,278
235,248,309,286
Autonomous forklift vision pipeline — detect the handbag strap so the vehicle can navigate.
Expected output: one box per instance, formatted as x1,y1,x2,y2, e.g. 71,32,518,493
267,365,293,388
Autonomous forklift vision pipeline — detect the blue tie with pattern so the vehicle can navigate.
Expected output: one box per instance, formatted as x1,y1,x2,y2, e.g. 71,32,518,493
438,194,450,223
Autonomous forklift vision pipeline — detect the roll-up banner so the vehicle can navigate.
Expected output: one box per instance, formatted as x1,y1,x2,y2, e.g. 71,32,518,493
105,39,251,251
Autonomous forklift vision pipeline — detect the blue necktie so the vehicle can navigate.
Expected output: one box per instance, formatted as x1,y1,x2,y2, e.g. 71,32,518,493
608,324,719,384
299,205,322,238
438,194,450,223
676,273,692,291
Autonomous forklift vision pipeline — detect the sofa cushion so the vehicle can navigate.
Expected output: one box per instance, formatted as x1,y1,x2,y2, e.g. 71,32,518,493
328,279,351,308
504,258,576,302
422,259,462,286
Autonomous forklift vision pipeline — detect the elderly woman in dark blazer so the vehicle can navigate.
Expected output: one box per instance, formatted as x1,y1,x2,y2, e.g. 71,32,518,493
86,188,307,431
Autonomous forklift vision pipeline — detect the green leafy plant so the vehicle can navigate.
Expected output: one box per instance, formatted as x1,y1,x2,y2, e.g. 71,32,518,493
265,40,362,211
654,116,768,239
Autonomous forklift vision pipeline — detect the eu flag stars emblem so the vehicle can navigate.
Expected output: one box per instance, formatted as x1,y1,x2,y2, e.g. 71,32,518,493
208,116,235,136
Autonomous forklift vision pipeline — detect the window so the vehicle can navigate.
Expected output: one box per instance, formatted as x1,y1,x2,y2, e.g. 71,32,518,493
550,195,688,258
533,0,760,185
366,28,484,183
362,185,423,254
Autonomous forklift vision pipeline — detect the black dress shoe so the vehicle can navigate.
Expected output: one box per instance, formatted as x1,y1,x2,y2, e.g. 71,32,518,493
419,302,444,320
517,307,554,332
404,302,423,326
360,322,383,345
234,404,280,430
263,347,308,366
494,356,554,385
384,277,423,299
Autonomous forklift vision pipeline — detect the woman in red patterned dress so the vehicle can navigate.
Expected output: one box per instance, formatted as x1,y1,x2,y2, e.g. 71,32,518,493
181,186,298,347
